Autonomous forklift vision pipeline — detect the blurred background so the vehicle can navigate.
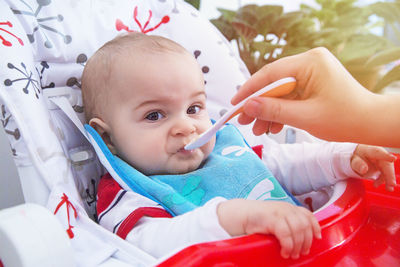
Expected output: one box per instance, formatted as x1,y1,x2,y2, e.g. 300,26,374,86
197,0,400,93
1,0,400,209
200,0,319,18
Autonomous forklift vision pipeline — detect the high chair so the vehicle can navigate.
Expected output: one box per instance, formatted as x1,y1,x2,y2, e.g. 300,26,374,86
0,1,399,266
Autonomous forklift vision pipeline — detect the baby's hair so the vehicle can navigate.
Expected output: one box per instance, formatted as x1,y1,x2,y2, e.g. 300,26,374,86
81,32,188,122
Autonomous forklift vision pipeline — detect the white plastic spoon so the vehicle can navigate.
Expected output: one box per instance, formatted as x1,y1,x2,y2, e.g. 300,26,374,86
184,77,296,150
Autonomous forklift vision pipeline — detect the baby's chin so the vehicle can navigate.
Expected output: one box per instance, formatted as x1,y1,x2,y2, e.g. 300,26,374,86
165,162,202,175
145,160,204,176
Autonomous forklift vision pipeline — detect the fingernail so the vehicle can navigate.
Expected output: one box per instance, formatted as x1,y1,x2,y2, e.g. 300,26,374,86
359,165,367,174
245,99,261,117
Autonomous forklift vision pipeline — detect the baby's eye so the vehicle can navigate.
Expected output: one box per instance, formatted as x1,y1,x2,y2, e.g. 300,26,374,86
145,111,164,121
187,105,201,114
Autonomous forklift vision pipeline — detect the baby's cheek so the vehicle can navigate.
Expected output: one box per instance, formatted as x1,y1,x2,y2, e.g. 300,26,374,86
203,136,216,157
147,143,170,165
122,140,160,164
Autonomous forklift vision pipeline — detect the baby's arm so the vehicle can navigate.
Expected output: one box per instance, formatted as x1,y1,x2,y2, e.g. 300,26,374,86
254,134,359,194
126,197,230,258
128,198,321,260
98,174,321,259
97,174,230,258
256,134,396,193
217,199,321,259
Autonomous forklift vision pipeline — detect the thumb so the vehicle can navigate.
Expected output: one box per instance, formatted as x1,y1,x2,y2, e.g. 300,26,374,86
242,97,310,126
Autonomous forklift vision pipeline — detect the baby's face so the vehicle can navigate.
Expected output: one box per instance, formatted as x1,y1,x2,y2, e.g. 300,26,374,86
103,51,215,175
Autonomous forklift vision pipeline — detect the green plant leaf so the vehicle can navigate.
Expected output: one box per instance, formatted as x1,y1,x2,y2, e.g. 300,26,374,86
210,0,400,92
373,64,400,92
285,18,317,46
232,21,258,42
210,19,237,41
236,8,258,26
334,9,369,29
273,11,304,37
255,5,283,18
338,34,392,63
216,8,237,22
255,14,278,36
369,2,400,23
280,46,310,58
251,41,282,56
184,0,200,10
365,47,400,67
238,4,259,14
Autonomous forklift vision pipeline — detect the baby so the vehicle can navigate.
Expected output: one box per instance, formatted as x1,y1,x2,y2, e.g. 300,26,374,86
81,32,396,259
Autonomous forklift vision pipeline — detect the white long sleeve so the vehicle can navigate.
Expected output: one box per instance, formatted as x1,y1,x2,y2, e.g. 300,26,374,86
125,197,230,258
253,134,360,195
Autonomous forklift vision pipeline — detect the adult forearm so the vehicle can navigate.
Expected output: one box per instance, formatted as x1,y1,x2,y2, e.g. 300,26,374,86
365,94,400,148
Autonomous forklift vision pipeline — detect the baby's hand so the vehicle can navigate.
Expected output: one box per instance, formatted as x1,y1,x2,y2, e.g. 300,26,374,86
217,199,321,259
351,145,396,191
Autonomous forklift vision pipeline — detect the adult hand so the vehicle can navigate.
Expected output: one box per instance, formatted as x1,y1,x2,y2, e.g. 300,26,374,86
231,47,400,147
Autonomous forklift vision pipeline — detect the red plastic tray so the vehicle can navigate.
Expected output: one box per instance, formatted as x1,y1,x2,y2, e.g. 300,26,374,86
158,155,400,266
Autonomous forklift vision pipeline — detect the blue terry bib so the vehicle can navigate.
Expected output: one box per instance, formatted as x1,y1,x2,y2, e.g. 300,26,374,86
86,123,299,216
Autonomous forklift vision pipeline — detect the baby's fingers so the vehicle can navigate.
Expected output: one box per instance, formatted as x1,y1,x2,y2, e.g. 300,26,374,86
363,146,396,162
274,221,294,259
374,161,396,191
351,155,369,175
305,208,321,240
286,216,306,259
299,208,321,255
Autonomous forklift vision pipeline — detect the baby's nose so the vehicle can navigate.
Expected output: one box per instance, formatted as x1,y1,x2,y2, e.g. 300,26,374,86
171,119,196,136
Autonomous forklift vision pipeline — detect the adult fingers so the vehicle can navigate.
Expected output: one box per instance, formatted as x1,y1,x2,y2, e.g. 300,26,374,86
237,112,255,125
253,119,270,136
269,122,284,134
231,53,305,105
237,111,284,134
242,97,313,129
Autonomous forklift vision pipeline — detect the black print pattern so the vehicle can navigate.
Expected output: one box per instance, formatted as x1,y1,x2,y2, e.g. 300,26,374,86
37,61,55,89
11,0,72,48
85,178,96,205
4,62,41,98
65,53,87,113
193,50,210,84
1,105,20,156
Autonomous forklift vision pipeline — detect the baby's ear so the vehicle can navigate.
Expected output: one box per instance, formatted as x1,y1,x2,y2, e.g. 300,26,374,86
89,118,117,154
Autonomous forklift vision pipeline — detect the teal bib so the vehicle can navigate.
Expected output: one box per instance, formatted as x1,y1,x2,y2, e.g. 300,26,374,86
86,123,299,216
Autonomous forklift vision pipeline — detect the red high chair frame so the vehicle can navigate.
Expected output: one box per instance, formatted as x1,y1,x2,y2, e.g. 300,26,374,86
158,154,400,266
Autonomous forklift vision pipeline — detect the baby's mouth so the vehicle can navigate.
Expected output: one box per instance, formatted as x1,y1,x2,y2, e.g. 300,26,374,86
178,146,194,154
